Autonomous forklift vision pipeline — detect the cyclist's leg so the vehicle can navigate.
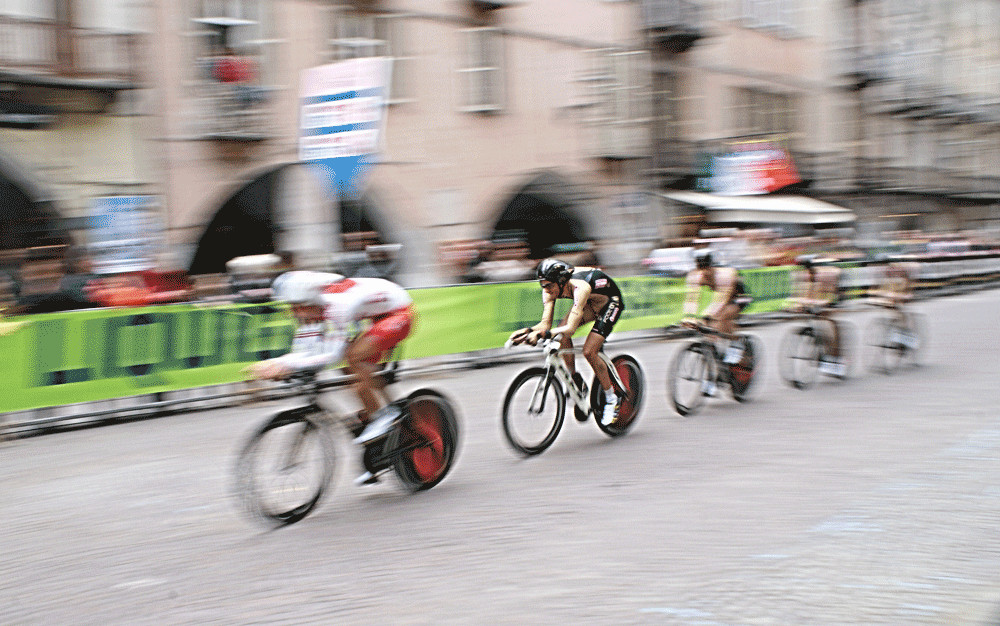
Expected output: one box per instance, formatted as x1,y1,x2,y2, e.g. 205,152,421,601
819,309,840,359
586,296,623,393
715,303,740,338
349,307,414,420
560,308,597,376
582,331,611,392
346,335,389,418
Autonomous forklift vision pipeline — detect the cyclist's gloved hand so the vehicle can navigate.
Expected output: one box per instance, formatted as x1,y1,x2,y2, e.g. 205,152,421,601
508,328,531,346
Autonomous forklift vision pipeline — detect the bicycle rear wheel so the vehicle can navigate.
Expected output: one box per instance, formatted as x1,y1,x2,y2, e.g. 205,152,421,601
593,354,645,437
501,368,566,456
865,317,904,374
668,341,714,416
729,334,763,402
389,390,460,492
234,407,336,527
779,326,821,389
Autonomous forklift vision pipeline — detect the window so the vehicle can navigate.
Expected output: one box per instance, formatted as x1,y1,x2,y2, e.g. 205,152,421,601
739,0,801,35
585,48,651,158
459,27,504,113
328,8,413,104
731,87,797,141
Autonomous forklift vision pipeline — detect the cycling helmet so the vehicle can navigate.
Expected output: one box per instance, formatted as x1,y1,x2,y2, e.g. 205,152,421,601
272,271,344,305
693,248,714,269
536,258,574,284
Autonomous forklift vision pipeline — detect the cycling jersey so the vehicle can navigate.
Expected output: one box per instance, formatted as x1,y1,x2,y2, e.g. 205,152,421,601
274,277,414,372
684,266,752,317
794,265,842,307
571,268,623,301
571,268,625,337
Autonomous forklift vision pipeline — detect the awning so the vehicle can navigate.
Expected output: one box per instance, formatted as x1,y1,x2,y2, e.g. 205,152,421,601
661,190,855,225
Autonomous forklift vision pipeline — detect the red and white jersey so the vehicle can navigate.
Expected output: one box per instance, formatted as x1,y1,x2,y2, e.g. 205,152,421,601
319,277,412,327
276,277,412,372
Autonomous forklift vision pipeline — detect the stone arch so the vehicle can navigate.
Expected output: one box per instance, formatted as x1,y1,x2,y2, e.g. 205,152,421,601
188,162,397,275
488,170,598,260
0,149,67,250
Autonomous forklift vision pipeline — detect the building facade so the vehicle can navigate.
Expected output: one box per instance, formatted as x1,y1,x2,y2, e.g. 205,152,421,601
0,0,152,268
149,0,661,285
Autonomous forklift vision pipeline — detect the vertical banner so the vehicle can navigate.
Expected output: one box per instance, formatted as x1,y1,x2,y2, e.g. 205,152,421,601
299,57,391,199
89,195,161,275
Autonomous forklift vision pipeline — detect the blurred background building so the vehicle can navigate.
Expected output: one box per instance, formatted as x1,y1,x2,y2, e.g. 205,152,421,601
0,0,998,289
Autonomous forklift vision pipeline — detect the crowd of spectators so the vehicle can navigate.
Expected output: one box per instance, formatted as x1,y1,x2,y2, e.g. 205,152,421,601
1,227,996,318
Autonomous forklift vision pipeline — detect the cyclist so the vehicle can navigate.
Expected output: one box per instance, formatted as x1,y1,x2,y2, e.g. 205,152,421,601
868,256,919,349
508,258,625,426
681,249,753,391
788,254,845,377
247,270,415,484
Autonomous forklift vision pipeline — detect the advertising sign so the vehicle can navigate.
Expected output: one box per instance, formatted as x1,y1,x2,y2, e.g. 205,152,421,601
89,195,161,275
703,142,801,195
299,57,391,197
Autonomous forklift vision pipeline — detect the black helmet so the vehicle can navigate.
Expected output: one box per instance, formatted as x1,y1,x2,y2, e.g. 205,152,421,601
693,248,714,269
796,254,819,269
537,258,574,284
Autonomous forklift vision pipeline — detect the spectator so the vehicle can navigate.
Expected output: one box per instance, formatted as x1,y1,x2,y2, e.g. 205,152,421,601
57,247,100,310
354,243,401,281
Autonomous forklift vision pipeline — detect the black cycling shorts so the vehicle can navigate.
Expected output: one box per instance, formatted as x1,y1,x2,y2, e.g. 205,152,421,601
591,296,624,338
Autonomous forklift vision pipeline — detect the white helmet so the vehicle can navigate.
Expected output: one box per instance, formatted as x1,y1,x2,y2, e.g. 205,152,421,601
272,271,344,305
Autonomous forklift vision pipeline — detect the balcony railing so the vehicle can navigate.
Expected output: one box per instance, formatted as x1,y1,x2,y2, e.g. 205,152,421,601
640,0,704,53
0,15,138,83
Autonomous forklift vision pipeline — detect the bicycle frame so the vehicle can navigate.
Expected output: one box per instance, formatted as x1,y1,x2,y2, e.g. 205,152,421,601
529,339,626,417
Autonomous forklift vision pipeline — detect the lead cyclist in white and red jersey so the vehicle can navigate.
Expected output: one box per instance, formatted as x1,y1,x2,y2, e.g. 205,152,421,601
248,271,416,453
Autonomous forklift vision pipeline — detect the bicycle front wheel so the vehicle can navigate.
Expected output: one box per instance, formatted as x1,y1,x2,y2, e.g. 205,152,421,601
779,326,821,389
389,390,460,492
234,407,337,527
668,341,714,417
501,368,566,456
593,354,645,437
865,317,904,374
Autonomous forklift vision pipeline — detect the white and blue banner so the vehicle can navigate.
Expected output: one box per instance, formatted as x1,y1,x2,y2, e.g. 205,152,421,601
89,195,161,274
299,57,390,198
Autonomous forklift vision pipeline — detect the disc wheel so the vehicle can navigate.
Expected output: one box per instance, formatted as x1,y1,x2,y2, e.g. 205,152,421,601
501,368,565,456
779,325,821,389
591,354,645,437
728,334,763,402
234,408,336,527
388,392,460,492
668,341,714,417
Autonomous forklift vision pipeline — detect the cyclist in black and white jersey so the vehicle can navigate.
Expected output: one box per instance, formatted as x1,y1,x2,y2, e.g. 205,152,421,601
508,259,626,426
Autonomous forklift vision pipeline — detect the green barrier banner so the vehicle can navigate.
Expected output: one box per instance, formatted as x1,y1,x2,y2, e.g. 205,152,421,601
1,268,793,413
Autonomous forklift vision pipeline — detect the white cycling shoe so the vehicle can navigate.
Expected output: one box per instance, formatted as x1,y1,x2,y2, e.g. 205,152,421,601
601,395,619,426
353,405,402,445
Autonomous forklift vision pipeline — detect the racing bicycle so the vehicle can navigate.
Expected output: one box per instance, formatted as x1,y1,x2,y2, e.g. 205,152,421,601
501,335,645,456
778,308,857,389
666,322,762,417
234,365,460,526
863,299,926,374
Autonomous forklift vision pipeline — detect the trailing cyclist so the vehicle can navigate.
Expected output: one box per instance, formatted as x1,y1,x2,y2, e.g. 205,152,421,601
868,256,919,350
680,248,753,395
247,270,415,485
787,254,845,377
508,259,625,426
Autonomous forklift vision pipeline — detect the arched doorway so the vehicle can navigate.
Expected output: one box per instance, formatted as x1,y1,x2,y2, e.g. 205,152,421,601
188,163,391,275
489,171,594,260
0,166,66,251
